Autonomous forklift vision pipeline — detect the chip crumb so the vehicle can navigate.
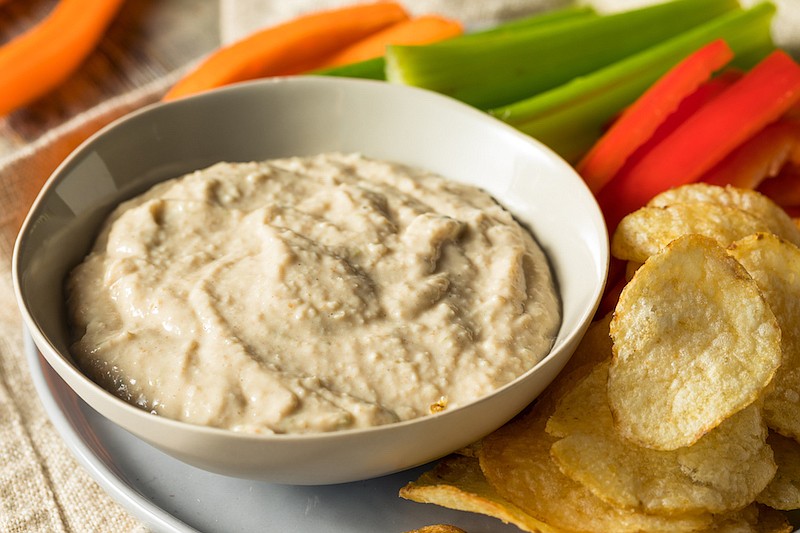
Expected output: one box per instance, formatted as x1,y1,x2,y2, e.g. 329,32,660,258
430,396,448,414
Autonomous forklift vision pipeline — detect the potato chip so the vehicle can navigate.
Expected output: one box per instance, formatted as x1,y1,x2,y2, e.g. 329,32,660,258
399,454,557,533
706,504,793,533
607,234,781,451
746,506,793,533
624,261,642,281
556,312,613,385
403,525,468,533
728,233,800,442
611,203,771,263
648,184,800,247
454,440,482,458
756,431,800,511
546,363,775,515
478,389,714,532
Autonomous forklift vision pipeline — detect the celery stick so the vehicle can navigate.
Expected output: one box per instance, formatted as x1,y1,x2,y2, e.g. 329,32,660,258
314,57,386,80
460,5,597,39
493,2,776,163
313,6,597,81
385,0,739,110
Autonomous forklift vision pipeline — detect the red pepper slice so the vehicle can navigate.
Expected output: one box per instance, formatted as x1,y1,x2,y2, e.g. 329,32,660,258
578,39,734,193
702,119,800,189
598,50,800,231
616,69,742,176
757,164,800,207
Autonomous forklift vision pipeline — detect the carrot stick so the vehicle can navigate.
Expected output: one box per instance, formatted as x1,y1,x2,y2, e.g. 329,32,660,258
319,14,463,68
163,2,409,101
0,0,126,116
577,39,734,193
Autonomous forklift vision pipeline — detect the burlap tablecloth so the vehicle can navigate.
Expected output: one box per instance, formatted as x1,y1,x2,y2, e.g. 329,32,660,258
0,1,798,531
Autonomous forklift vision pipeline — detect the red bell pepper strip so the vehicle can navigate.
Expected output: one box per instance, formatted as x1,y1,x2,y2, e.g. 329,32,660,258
577,39,734,194
598,50,800,231
612,69,742,180
757,164,800,207
702,119,800,189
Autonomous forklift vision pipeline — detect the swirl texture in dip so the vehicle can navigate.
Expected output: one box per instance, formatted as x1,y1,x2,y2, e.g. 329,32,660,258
66,153,560,434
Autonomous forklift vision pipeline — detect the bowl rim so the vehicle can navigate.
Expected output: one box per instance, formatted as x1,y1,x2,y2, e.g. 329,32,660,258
13,75,609,444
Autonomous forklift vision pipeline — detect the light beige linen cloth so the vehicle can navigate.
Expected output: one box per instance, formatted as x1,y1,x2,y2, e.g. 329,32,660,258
0,1,798,532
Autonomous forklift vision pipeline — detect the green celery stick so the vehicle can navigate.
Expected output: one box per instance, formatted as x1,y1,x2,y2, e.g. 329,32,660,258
314,57,386,80
493,2,776,163
313,5,597,81
385,0,739,110
460,5,597,39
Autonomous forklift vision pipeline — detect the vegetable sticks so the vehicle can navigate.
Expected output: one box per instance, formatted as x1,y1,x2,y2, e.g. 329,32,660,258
319,15,463,68
314,5,596,81
0,0,125,116
577,39,734,194
703,120,800,189
163,1,408,101
492,2,775,163
385,0,738,110
598,50,800,229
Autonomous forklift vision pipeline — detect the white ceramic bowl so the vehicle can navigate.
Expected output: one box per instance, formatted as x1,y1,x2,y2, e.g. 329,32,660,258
13,76,608,485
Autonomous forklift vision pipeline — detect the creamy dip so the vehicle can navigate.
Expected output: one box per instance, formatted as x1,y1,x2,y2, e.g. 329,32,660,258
66,153,560,434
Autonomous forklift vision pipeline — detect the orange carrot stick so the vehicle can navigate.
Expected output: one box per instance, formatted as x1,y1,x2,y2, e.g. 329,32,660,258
163,2,409,101
319,14,463,68
0,0,126,116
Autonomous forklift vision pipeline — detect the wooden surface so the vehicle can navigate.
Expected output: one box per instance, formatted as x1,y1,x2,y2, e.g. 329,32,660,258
0,0,220,155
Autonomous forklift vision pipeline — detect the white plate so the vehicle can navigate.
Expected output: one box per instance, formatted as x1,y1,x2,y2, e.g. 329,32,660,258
24,328,523,533
26,331,800,532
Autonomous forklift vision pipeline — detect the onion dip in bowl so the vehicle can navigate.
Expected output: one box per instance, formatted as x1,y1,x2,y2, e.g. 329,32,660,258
65,152,560,434
14,77,607,483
